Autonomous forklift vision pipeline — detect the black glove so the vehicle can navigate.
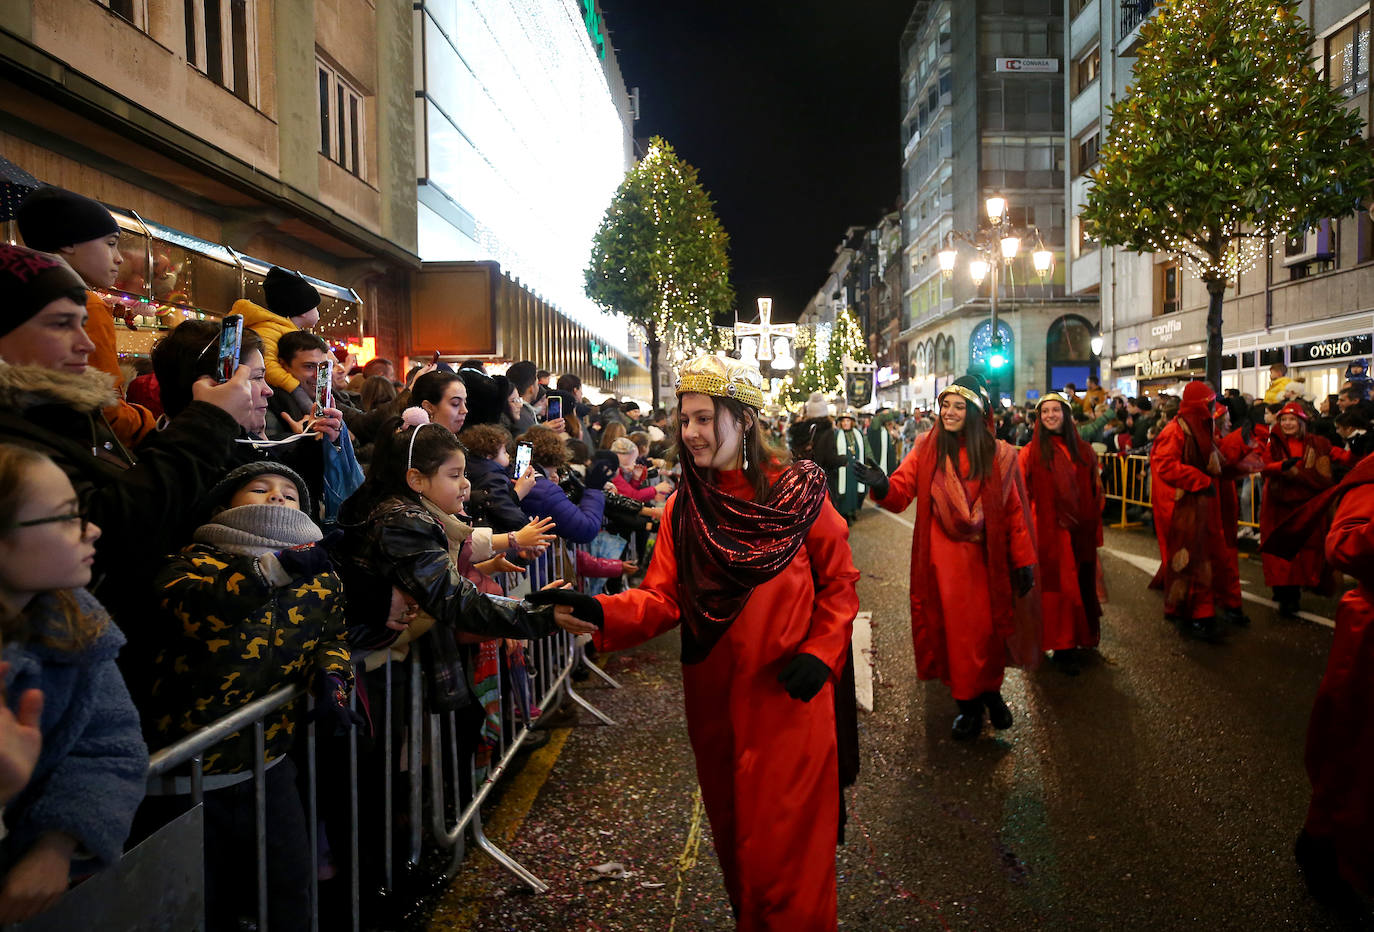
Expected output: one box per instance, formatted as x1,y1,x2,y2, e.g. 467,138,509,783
557,467,585,504
851,459,889,500
777,653,831,702
1281,457,1299,471
1011,566,1034,598
276,542,331,579
586,460,616,490
525,588,605,628
308,673,366,736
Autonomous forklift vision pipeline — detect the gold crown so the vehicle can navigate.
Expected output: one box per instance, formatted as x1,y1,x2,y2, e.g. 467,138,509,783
675,354,765,410
1036,392,1070,409
938,383,984,411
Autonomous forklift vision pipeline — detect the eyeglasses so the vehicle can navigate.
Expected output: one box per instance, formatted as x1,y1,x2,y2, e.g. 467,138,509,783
13,511,91,536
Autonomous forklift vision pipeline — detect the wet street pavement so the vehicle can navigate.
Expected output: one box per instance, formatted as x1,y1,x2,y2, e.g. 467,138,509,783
426,502,1364,931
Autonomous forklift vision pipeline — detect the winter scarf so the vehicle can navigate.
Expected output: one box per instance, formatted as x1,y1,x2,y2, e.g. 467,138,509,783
191,503,322,557
671,455,829,664
420,496,474,563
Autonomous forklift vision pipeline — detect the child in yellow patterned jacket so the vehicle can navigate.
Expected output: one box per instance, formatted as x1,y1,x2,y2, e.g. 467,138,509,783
137,460,355,932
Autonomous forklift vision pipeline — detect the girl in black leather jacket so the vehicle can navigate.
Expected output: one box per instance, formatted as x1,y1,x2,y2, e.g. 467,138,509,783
330,420,596,661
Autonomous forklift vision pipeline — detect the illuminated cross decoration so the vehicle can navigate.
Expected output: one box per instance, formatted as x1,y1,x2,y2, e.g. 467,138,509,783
734,297,797,365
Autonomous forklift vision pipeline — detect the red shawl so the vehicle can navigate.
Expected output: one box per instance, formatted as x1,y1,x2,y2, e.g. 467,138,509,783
1263,449,1374,560
671,455,829,664
913,431,1040,668
1024,423,1104,628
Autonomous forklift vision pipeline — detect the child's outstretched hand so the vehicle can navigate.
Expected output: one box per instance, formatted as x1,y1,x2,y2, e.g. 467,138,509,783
384,587,417,632
620,562,639,576
0,664,41,807
476,555,524,576
514,516,557,552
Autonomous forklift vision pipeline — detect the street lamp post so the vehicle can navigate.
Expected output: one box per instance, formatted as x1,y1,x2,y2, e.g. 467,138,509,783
937,193,1054,406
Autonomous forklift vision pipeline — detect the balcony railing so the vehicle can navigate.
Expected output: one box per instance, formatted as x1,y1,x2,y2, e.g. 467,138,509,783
1120,0,1156,44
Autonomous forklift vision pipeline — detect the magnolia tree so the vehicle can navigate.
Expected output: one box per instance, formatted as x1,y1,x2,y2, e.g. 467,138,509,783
1081,0,1374,386
585,137,734,410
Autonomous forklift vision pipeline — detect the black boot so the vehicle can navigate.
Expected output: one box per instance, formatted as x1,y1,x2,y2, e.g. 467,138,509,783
1221,607,1250,627
1275,586,1301,618
1294,830,1365,911
1048,649,1082,675
1181,616,1224,642
951,699,983,740
981,691,1014,730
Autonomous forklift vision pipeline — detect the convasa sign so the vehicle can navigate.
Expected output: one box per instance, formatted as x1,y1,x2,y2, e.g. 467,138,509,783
996,58,1059,72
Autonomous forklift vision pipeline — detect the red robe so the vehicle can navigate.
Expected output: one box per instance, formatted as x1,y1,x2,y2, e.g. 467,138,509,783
873,432,1037,699
1018,437,1104,651
594,469,859,931
1305,468,1374,894
1261,433,1334,588
1150,417,1226,619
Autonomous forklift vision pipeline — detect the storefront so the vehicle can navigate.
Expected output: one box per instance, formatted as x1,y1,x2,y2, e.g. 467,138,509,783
1224,311,1374,401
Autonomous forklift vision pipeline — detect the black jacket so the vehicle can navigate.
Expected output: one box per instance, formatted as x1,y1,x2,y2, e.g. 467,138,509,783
465,456,530,533
328,496,559,652
0,362,240,625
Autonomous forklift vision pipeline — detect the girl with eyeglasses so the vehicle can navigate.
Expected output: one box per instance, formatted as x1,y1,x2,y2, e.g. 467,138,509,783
0,444,147,924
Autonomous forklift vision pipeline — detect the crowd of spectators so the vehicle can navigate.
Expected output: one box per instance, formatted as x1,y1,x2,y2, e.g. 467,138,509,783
0,185,675,928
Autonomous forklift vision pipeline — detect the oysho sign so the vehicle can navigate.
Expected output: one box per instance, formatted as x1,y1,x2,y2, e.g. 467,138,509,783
1290,334,1372,362
995,58,1059,72
588,339,619,380
1150,319,1182,343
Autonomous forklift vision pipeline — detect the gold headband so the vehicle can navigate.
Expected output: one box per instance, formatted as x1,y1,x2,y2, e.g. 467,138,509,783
675,354,765,410
938,384,984,411
1036,392,1070,409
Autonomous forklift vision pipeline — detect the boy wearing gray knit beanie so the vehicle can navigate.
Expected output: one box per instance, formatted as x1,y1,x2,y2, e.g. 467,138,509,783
136,461,357,930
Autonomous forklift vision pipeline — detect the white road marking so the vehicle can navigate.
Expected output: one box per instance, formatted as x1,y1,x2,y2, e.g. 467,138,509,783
852,611,874,712
1100,547,1335,629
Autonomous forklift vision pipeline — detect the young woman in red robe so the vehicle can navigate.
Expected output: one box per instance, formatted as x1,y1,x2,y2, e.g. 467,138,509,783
1260,402,1335,617
532,354,860,932
1264,455,1374,907
854,375,1038,740
1017,393,1104,673
1149,380,1227,641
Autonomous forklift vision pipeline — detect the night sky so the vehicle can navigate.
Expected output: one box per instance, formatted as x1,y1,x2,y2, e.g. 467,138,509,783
598,0,917,326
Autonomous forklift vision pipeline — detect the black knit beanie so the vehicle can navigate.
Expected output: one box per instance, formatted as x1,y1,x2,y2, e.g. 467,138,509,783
0,245,89,338
263,266,321,319
16,186,119,251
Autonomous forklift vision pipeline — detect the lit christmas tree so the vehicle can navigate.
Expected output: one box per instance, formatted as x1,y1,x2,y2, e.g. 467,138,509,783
1081,0,1374,387
585,137,735,408
819,307,871,398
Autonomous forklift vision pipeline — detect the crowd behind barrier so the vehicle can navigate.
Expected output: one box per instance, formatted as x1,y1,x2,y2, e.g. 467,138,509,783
1096,451,1265,532
16,537,625,932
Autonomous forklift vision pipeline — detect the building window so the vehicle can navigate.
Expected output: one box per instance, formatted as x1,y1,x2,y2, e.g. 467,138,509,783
95,0,144,28
1075,47,1100,95
1069,0,1092,19
1154,260,1180,317
184,0,255,105
1076,131,1100,175
317,59,365,179
1326,14,1370,99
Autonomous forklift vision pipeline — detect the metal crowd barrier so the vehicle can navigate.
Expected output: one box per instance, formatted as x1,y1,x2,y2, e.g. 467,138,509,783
99,536,631,932
1096,452,1263,532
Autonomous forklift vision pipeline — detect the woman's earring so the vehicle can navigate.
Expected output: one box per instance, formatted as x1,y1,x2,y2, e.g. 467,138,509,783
743,428,751,471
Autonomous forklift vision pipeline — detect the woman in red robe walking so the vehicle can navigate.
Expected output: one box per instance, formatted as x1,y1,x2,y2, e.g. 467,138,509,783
1264,455,1374,909
854,375,1038,740
533,354,860,931
1149,381,1228,641
1018,393,1104,674
1260,402,1335,617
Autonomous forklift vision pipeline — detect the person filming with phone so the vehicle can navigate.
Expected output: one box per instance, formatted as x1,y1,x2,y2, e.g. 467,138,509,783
0,244,253,631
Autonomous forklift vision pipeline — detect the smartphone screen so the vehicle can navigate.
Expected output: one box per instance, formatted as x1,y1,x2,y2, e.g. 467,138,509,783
545,395,562,421
514,441,533,477
217,314,243,383
316,360,332,412
432,350,441,365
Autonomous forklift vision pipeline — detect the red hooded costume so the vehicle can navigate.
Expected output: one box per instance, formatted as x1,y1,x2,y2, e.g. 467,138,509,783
591,354,860,931
1149,381,1227,620
1261,403,1335,590
872,396,1038,700
1018,397,1105,651
1264,455,1374,894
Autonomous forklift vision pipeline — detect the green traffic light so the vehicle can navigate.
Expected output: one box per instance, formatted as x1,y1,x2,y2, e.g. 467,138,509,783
989,352,1007,370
